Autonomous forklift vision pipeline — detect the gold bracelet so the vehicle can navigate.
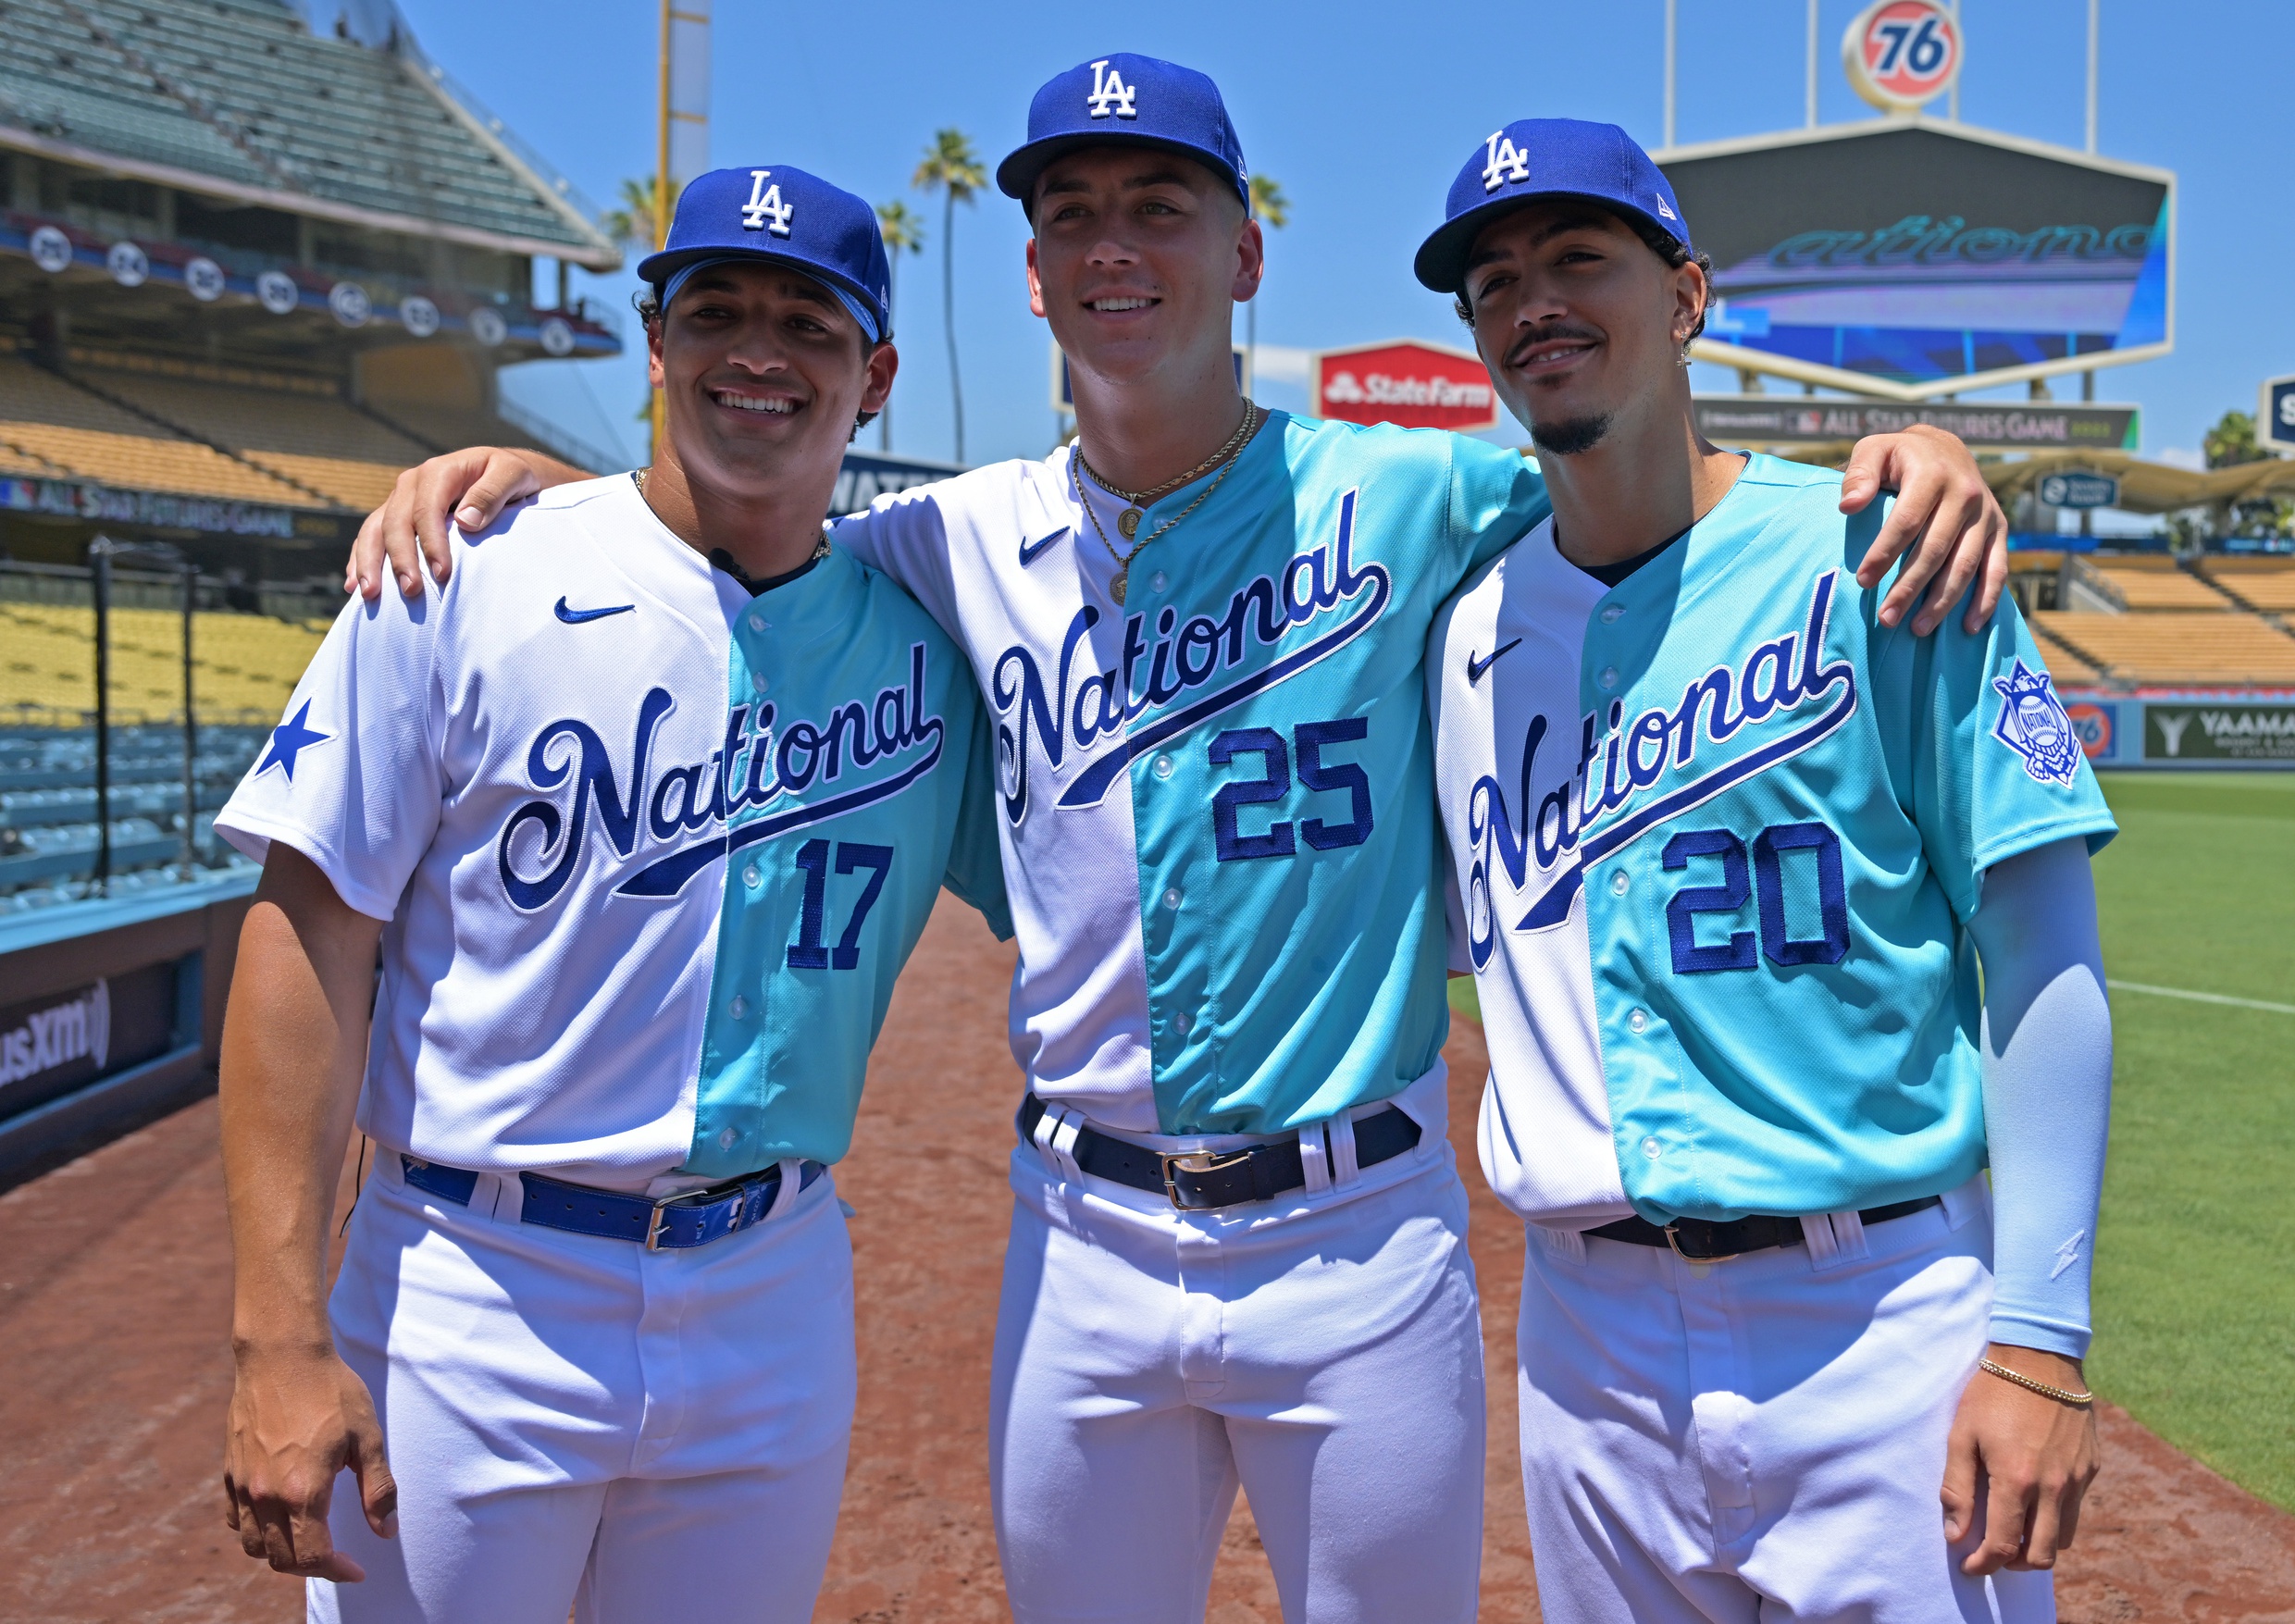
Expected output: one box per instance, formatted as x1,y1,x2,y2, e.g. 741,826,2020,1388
1978,1357,2095,1407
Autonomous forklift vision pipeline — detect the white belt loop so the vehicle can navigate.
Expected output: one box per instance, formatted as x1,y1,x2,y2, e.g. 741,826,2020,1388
1939,1173,1987,1231
1326,1110,1362,1189
1298,1122,1334,1194
1800,1209,1867,1270
762,1159,804,1224
1535,1223,1589,1265
1031,1103,1085,1184
478,1170,520,1223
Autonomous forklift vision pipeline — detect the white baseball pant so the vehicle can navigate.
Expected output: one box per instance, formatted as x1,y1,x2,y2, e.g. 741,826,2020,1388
1514,1176,2055,1624
990,1075,1485,1624
308,1151,856,1624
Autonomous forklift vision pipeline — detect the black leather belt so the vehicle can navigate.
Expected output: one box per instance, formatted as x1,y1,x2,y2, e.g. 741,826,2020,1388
1585,1196,1941,1262
1017,1094,1421,1212
401,1156,825,1250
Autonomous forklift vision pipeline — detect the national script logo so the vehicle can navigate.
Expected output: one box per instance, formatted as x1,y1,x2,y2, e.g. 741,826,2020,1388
1460,572,1855,969
991,489,1390,824
495,644,946,909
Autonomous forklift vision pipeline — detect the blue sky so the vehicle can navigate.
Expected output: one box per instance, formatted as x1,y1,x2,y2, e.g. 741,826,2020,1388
396,0,2290,484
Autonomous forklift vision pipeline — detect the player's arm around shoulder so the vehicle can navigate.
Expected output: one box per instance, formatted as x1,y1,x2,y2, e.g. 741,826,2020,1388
217,846,395,1581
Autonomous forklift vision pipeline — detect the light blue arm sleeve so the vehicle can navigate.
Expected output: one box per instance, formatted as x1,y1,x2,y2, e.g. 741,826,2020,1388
1966,836,2113,1359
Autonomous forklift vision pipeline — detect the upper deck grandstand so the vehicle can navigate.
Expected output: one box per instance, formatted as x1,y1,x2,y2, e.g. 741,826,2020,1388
0,0,623,908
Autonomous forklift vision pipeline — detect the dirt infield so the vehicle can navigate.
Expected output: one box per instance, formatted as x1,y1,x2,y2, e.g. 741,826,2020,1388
3,896,2290,1621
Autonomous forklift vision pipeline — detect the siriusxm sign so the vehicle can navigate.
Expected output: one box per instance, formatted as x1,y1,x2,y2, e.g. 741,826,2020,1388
2262,375,2295,454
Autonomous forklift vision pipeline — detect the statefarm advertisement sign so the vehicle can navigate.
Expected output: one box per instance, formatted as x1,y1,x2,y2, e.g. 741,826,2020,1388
1311,341,1500,433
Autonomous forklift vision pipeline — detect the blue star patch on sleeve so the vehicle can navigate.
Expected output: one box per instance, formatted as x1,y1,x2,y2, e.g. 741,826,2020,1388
257,699,332,781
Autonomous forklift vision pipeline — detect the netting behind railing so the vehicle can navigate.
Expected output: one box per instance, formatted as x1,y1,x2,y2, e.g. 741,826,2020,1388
0,561,338,911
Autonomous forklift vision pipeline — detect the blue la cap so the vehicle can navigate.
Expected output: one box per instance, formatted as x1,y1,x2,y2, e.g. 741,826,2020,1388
638,165,893,339
1412,119,1692,294
996,54,1249,215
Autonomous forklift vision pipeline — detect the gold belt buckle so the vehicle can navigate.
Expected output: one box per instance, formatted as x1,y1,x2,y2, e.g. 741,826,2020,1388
1160,1147,1252,1208
1663,1222,1743,1266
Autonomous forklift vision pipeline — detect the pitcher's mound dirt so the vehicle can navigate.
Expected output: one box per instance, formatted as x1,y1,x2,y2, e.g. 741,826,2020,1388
2,899,2289,1621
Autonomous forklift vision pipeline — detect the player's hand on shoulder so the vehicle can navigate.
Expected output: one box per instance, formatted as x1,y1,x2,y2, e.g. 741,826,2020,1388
1838,423,2009,638
222,1343,397,1581
1940,1342,2100,1575
347,447,573,603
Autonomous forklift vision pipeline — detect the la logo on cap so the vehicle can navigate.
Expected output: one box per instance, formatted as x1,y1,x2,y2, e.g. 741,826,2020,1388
1086,58,1137,120
1481,130,1531,192
741,169,793,237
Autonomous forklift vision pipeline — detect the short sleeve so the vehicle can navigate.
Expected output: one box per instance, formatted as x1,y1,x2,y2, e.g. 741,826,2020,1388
1879,586,2117,923
214,584,448,922
1450,439,1553,580
938,696,1014,941
831,486,962,641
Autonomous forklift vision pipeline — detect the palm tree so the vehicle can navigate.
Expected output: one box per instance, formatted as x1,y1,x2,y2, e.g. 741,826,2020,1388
601,176,677,254
912,129,986,464
1247,174,1290,397
875,200,927,452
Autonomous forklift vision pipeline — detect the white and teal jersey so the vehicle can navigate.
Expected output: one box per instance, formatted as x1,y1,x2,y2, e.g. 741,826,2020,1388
217,476,1008,1189
837,415,1548,1134
1429,454,2116,1225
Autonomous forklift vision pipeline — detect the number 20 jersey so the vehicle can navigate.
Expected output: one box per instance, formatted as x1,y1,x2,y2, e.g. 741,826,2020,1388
837,415,1547,1136
1427,454,2116,1227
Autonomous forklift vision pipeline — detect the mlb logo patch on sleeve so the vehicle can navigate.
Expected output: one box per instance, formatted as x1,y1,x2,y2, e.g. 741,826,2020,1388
1990,660,2081,785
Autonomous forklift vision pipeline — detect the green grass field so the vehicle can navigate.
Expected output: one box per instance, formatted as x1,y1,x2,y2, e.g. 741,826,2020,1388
1445,770,2295,1507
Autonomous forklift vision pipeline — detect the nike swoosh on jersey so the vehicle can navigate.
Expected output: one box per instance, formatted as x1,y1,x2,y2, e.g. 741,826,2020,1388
1468,638,1522,684
555,597,635,625
1018,529,1066,567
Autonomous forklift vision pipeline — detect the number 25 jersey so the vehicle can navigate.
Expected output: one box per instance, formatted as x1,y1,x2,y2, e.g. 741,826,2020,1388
1428,454,2115,1227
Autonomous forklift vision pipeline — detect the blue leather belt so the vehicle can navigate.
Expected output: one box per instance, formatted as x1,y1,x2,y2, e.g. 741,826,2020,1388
399,1156,825,1250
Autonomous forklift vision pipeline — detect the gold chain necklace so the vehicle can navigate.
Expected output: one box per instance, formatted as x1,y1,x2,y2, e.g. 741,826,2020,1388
1070,402,1261,605
1075,401,1262,541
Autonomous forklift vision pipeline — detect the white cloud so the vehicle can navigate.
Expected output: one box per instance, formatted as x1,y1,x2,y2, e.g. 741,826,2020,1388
1246,344,1313,387
2155,446,2206,470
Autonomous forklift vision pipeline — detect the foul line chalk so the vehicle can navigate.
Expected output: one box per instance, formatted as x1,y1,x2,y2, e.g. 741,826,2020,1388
2106,980,2295,1018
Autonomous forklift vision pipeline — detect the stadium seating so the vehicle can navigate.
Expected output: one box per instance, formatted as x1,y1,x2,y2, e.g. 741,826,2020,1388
0,356,319,507
0,601,329,726
2028,630,2106,688
2196,558,2295,614
2079,556,2242,612
80,366,432,512
2033,611,2295,688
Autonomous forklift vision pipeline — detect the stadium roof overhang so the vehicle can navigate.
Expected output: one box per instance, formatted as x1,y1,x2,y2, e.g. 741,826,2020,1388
0,124,621,271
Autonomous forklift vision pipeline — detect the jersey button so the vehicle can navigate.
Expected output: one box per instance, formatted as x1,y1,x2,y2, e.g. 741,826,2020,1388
1597,666,1620,691
1162,886,1183,910
750,672,770,695
1173,1010,1193,1035
718,1126,738,1151
729,995,748,1020
1641,1135,1662,1159
1152,754,1174,780
1627,1008,1649,1034
1149,570,1168,594
1600,603,1624,624
1609,869,1630,896
747,613,767,633
742,862,762,888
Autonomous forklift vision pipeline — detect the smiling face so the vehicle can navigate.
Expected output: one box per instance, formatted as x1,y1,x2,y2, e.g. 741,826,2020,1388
1458,200,1707,458
1024,146,1259,394
649,259,896,498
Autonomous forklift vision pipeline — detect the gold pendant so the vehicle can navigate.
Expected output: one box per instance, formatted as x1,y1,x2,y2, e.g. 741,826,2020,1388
1110,569,1128,605
1117,507,1143,541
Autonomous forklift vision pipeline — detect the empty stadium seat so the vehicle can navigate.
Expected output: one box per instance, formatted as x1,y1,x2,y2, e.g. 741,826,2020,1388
2083,558,2239,611
81,367,431,511
0,602,329,725
2033,611,2295,688
0,356,319,507
2197,559,2295,614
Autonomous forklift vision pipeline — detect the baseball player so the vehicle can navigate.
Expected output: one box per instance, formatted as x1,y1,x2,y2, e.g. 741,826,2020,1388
343,58,2014,1624
1418,120,2116,1619
215,165,1009,1624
